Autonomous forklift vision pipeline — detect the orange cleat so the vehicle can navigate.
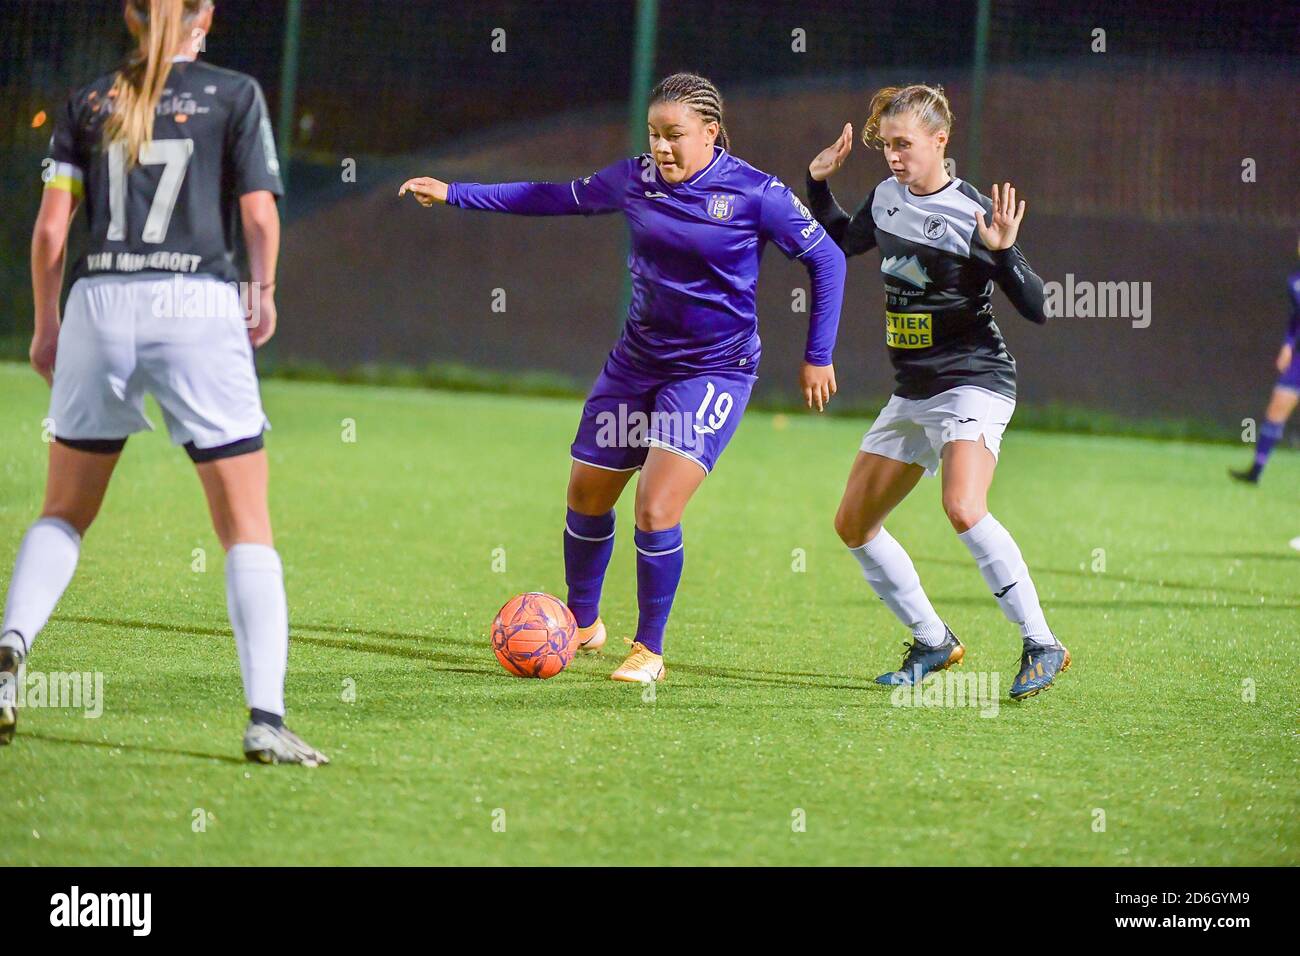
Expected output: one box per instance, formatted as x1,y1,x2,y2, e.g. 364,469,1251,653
576,618,606,652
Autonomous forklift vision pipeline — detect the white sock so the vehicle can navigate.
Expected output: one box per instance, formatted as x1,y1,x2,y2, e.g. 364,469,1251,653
957,513,1054,646
224,543,288,716
1,517,82,656
849,528,947,646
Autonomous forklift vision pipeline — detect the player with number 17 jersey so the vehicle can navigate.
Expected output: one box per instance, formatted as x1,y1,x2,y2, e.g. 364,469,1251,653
47,59,282,283
5,0,325,765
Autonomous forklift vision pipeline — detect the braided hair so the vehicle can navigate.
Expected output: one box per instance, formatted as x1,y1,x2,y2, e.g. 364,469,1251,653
649,72,730,150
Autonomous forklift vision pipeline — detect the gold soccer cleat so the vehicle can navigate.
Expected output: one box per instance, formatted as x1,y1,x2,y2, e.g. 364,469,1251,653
610,640,665,683
576,618,607,652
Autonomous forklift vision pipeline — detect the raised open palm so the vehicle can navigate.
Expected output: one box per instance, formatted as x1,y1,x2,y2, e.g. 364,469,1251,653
976,182,1026,251
808,122,854,182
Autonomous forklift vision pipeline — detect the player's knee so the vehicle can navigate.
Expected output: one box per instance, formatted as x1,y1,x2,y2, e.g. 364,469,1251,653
634,498,681,531
1265,399,1295,422
40,503,98,537
210,511,272,552
567,485,604,515
943,494,986,533
566,474,614,515
834,507,877,548
832,508,854,545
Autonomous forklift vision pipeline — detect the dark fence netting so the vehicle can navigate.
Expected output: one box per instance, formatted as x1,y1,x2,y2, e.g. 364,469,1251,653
3,0,1297,429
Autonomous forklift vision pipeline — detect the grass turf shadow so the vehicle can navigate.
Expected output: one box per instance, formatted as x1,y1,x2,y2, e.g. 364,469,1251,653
20,730,245,764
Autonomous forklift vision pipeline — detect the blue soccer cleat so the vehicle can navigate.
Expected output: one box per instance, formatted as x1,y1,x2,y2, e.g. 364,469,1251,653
1009,640,1071,700
874,627,965,686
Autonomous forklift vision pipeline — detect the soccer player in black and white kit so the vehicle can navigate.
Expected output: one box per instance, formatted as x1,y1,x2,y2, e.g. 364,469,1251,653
805,85,1069,700
0,0,327,763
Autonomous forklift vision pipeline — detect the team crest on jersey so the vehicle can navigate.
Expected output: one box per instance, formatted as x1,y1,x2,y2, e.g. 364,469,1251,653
707,193,736,221
923,214,948,240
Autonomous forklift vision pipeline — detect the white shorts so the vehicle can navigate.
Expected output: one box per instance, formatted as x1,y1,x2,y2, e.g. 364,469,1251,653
859,385,1015,476
49,275,268,455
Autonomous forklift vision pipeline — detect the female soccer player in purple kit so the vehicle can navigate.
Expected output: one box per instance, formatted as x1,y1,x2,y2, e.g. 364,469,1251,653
401,73,846,682
1230,236,1300,485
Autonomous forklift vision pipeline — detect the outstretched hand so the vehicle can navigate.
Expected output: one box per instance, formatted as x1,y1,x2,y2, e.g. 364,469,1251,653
976,182,1026,251
399,177,449,207
808,123,854,182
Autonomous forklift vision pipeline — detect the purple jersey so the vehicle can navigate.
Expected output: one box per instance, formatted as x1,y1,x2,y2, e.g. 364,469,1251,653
1277,269,1300,392
446,147,845,373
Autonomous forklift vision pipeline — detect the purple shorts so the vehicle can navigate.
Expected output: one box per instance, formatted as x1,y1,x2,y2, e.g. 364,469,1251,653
571,349,757,474
1278,350,1300,393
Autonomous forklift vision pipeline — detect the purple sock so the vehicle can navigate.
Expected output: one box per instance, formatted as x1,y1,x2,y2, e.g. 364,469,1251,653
633,525,684,655
1255,420,1284,472
564,508,615,628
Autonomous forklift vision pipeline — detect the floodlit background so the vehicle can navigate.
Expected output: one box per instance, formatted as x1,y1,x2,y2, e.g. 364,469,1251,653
1,1,1297,870
2,0,1298,431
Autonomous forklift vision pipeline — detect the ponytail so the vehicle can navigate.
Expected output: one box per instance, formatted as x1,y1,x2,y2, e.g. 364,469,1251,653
863,84,953,148
104,0,208,167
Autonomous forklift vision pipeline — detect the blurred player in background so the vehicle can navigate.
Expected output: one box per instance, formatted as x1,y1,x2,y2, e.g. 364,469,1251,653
0,0,326,764
1230,237,1300,485
805,84,1067,701
401,72,846,683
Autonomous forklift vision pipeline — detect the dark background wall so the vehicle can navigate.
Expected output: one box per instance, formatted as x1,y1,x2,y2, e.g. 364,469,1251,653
2,0,1297,429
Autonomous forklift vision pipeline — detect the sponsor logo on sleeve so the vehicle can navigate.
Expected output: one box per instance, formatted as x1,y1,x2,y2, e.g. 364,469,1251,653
260,117,280,176
789,191,820,239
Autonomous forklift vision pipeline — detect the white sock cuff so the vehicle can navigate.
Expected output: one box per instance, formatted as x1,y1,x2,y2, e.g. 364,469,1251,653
226,543,282,573
34,516,81,547
957,512,1004,556
850,527,899,567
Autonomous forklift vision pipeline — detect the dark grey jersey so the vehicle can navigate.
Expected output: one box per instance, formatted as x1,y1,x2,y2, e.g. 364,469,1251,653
806,173,1046,400
45,59,283,285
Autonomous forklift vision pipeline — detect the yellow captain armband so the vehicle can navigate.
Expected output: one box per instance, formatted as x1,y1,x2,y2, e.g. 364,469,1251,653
42,160,84,198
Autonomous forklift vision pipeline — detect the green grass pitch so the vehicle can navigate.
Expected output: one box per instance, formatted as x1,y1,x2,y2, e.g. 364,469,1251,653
1,362,1296,865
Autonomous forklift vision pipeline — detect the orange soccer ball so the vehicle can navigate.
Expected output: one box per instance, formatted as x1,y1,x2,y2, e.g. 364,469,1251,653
490,592,577,679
